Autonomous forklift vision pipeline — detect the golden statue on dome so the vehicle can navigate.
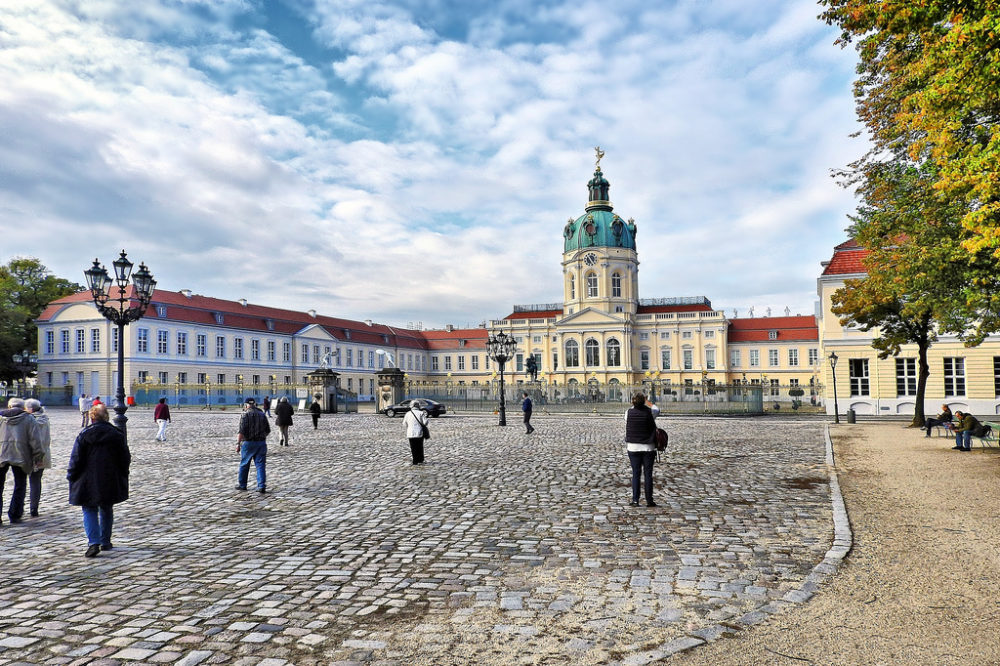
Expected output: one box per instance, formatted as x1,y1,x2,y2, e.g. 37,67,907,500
594,146,605,168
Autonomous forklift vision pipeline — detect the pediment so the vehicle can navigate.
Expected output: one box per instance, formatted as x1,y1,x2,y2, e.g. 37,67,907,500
556,307,624,326
295,323,339,340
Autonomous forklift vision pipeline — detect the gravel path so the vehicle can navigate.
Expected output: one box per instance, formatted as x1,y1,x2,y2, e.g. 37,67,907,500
664,423,1000,665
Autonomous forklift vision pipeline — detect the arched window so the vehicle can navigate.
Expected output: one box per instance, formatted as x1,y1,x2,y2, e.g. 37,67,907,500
565,339,580,367
608,378,622,401
611,272,622,298
585,338,600,366
606,339,621,366
569,274,576,299
586,272,598,298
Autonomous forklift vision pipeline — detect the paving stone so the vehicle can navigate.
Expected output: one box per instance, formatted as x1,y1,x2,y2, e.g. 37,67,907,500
0,412,835,665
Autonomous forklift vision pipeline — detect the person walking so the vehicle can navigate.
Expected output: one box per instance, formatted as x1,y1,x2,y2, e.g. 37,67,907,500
67,404,131,557
78,393,90,427
0,398,43,525
153,397,171,441
310,398,321,430
521,392,535,434
236,398,270,493
924,404,953,437
24,399,51,518
274,397,294,446
624,392,659,508
403,401,429,465
262,396,272,418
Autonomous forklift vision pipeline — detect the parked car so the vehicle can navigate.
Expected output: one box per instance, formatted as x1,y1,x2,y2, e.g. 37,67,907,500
383,398,447,418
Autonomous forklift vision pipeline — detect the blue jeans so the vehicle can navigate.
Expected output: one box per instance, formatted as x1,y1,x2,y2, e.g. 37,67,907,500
238,441,267,489
0,464,28,521
82,504,114,546
955,431,972,449
628,450,656,504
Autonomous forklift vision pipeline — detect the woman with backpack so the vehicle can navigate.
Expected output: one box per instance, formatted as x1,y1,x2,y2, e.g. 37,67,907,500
624,392,659,508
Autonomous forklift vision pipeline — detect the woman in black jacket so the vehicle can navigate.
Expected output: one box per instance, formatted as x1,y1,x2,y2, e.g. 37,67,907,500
67,404,131,557
624,392,659,507
274,396,294,445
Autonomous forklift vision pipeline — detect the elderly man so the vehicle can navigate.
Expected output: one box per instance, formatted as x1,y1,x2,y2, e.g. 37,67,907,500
0,398,43,524
24,399,52,518
236,398,270,493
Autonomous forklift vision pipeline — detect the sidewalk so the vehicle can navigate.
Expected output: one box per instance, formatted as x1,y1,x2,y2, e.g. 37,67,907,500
665,423,1000,665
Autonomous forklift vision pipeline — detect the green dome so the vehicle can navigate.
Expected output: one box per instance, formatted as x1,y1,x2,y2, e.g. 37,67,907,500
562,166,637,252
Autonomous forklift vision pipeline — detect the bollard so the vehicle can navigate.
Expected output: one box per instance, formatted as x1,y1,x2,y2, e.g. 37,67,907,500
847,408,856,424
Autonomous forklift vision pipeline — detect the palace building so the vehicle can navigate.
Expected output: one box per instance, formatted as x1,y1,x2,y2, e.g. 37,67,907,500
35,154,999,416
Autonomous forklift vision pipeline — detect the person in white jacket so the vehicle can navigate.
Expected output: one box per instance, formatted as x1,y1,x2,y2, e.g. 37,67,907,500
403,401,430,465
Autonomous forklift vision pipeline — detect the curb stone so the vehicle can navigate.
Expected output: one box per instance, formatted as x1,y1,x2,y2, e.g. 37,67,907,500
616,423,853,665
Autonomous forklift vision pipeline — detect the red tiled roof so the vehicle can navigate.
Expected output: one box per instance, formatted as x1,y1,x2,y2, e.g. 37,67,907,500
636,303,714,314
503,309,563,320
421,328,489,350
822,239,869,276
727,315,818,343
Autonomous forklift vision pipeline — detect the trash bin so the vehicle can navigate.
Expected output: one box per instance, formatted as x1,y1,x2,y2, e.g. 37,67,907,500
847,408,856,424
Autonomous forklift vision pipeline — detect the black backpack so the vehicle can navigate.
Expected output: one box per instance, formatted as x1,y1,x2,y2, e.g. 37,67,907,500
973,423,992,439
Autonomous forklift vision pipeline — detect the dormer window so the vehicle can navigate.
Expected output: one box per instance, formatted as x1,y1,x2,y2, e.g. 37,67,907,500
214,313,224,325
344,329,351,340
265,319,274,331
768,330,778,340
156,305,167,318
459,339,466,347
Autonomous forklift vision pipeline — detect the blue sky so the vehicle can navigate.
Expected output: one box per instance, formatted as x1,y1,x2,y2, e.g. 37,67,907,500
0,0,863,328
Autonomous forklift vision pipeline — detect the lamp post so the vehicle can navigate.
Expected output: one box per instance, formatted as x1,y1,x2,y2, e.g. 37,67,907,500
829,351,840,424
84,251,155,440
486,328,518,426
11,350,37,396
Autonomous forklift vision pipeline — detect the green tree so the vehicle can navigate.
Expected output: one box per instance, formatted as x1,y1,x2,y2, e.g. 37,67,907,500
820,0,1000,341
831,163,974,427
0,257,81,381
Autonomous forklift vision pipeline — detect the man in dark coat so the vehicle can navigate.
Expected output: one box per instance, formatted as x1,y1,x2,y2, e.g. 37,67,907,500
310,398,322,430
237,398,270,493
67,404,131,557
521,392,534,434
274,397,294,446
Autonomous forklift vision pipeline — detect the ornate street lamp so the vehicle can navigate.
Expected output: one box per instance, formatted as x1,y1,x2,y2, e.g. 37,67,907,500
486,328,518,426
84,251,155,440
829,351,840,424
11,350,37,396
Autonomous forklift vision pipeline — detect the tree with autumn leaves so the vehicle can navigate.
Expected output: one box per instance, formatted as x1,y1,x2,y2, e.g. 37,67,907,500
821,1,1000,425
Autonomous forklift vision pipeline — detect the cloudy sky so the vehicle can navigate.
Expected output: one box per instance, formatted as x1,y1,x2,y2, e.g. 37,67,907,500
0,0,863,329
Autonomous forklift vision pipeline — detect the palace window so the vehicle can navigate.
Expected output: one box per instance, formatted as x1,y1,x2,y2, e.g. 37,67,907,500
994,357,1000,397
445,356,453,371
45,330,54,354
585,338,600,366
471,355,479,370
312,345,319,364
849,359,870,396
683,349,693,370
896,358,917,397
640,350,650,370
768,349,779,367
458,356,465,370
586,272,598,298
606,339,621,366
157,330,168,354
137,329,149,353
196,334,207,357
730,349,740,368
611,272,622,298
749,349,759,367
61,329,70,354
234,338,243,360
705,348,716,370
565,340,580,367
251,339,260,361
267,340,276,361
943,357,965,397
661,348,671,370
705,330,715,339
808,348,819,366
301,343,308,363
217,336,226,358
90,328,100,353
158,371,168,384
432,357,439,371
177,332,187,356
569,274,576,299
283,342,291,362
788,349,798,367
76,329,85,353
112,328,119,353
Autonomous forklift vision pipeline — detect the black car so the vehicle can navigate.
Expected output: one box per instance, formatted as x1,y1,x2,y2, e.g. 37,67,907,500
382,398,447,418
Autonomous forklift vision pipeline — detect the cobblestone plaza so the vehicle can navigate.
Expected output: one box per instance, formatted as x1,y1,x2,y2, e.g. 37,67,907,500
1,410,836,665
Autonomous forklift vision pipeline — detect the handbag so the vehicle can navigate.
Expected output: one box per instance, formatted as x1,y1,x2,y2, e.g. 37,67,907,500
654,428,668,451
420,421,431,439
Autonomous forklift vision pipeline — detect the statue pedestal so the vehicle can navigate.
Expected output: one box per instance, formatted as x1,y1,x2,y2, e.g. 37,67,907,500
306,369,340,413
377,369,405,413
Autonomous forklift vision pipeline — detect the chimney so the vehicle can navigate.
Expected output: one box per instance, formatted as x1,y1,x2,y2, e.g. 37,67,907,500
238,298,247,307
365,319,373,327
180,289,192,298
446,324,454,332
308,309,317,318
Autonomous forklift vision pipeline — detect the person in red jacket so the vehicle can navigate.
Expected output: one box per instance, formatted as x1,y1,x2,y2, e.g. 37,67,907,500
153,398,171,442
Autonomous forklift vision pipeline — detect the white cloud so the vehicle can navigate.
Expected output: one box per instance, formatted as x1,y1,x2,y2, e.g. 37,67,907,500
0,0,864,327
